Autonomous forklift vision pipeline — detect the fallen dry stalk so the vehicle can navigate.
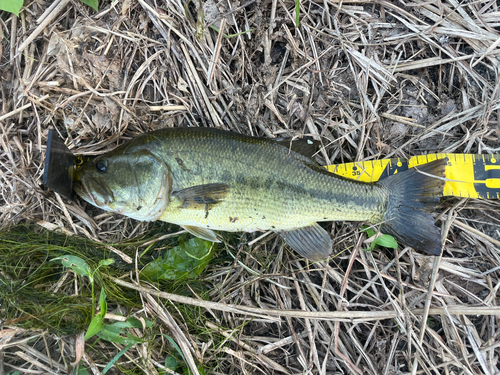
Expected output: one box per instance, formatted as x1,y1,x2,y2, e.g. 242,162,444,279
112,278,500,320
17,0,71,55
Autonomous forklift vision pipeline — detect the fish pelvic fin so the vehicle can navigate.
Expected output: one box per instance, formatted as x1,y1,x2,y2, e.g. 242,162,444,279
378,159,446,255
280,223,333,261
182,225,221,243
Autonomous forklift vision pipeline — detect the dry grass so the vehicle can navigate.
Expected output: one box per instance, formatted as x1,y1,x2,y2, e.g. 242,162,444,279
1,0,500,374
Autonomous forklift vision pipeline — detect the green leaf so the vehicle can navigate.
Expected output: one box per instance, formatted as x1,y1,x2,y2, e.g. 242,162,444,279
74,367,90,375
360,225,398,250
0,0,23,16
51,255,91,279
142,238,213,281
108,320,140,330
79,0,98,12
163,335,187,364
96,316,153,332
139,317,153,328
85,315,104,341
295,0,300,27
372,234,398,250
97,322,144,345
121,317,153,329
99,288,107,317
102,343,134,374
99,259,115,267
360,225,375,238
164,356,179,370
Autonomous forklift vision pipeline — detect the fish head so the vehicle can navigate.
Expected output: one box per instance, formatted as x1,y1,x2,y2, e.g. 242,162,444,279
73,149,171,221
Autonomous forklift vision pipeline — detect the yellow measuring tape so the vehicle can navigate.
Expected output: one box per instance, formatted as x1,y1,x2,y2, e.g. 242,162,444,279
327,154,500,199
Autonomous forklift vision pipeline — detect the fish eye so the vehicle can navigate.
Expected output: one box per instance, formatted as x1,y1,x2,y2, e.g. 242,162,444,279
96,160,108,173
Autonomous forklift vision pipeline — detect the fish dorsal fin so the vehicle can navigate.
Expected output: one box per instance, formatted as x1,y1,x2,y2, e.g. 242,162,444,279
279,223,333,261
172,183,229,210
182,225,221,243
275,137,320,159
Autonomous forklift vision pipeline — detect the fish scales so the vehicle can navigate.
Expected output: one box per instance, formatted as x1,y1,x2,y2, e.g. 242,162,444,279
130,128,386,230
74,127,446,260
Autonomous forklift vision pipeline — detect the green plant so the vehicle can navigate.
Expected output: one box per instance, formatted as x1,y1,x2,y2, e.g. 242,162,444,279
162,335,207,375
295,0,300,27
51,255,114,339
141,237,213,281
80,0,98,11
360,225,398,251
0,0,98,16
52,255,155,372
0,0,23,15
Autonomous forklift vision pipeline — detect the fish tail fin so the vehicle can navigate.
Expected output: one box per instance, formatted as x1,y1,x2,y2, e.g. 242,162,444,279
377,159,446,255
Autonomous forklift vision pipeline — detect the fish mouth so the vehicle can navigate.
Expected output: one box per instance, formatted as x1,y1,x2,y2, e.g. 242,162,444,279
73,176,114,207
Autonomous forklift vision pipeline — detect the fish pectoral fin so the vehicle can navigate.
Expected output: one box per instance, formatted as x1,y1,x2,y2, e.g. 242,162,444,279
172,183,229,210
279,223,332,261
182,225,221,243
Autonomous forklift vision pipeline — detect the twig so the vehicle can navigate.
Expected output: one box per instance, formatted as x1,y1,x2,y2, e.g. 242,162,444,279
17,0,71,55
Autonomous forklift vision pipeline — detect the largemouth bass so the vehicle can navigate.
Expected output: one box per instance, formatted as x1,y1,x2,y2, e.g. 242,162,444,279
73,127,445,260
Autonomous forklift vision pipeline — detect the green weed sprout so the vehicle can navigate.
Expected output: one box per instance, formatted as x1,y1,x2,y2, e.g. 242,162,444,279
52,255,153,373
360,225,398,251
51,255,114,340
295,0,300,27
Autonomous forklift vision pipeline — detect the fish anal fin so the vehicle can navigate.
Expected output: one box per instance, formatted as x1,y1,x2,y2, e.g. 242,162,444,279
173,183,229,210
182,225,221,243
279,223,332,261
